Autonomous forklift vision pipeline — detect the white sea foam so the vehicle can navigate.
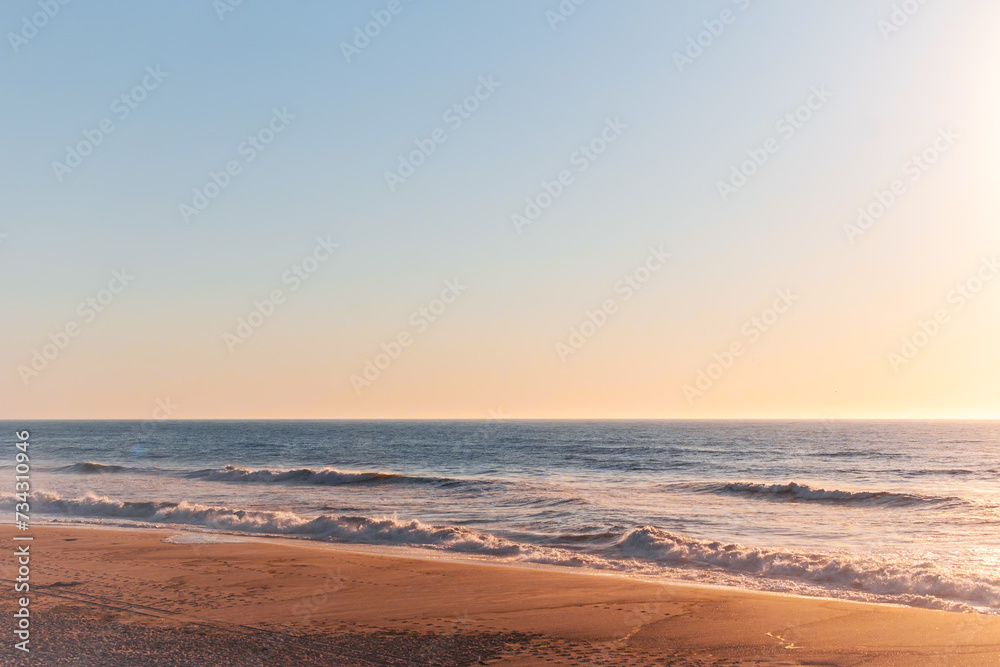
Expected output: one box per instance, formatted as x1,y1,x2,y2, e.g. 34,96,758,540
16,490,1000,614
617,526,1000,611
29,490,525,555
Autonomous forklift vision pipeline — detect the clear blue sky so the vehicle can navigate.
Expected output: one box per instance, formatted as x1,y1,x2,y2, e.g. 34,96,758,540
2,0,998,418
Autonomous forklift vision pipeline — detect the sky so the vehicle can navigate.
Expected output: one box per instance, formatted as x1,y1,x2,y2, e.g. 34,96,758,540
2,0,999,420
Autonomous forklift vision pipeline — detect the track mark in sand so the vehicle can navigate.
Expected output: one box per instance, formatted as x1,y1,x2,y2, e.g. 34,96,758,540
4,577,540,666
766,630,799,649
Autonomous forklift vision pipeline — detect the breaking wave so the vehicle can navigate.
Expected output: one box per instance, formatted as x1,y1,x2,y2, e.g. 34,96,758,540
698,481,964,507
184,465,460,487
617,526,1000,612
15,491,1000,614
24,491,589,566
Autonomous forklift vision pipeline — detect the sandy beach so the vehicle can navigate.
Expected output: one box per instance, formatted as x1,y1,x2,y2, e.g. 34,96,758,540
0,525,998,665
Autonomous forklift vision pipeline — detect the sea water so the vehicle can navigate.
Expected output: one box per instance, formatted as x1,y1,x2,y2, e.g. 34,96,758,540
7,420,1000,613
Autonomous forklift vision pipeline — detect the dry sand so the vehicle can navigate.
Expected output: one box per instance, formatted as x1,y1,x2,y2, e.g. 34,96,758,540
2,524,999,665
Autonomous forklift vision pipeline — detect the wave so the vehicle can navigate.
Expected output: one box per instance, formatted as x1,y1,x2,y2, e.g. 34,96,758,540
55,462,132,474
697,481,963,507
53,461,487,490
901,468,999,477
13,491,1000,613
184,465,457,487
805,450,908,458
24,491,598,568
617,526,1000,612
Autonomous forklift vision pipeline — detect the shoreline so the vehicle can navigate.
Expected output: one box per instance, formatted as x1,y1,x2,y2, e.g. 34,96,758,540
44,521,859,600
4,524,1000,665
24,518,999,617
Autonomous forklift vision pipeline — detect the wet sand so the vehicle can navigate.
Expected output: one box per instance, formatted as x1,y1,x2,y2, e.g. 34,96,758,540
2,524,1000,665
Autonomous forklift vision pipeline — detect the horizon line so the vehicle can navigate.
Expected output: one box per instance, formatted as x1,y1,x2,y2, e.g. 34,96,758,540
4,417,1000,423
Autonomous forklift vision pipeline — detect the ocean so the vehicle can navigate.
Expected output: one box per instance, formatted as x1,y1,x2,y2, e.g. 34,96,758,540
7,420,1000,614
